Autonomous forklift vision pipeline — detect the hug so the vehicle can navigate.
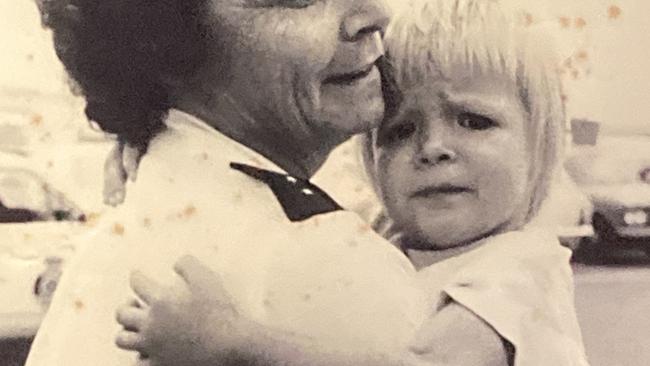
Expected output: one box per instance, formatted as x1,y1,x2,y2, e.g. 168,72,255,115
29,0,588,365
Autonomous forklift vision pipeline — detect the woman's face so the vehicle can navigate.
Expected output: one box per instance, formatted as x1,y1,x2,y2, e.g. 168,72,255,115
373,67,531,250
201,0,391,137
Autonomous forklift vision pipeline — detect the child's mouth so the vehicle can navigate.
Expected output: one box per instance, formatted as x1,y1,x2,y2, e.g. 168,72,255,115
411,184,474,198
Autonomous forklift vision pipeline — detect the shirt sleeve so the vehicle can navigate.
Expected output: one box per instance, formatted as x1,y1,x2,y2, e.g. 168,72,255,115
440,230,590,366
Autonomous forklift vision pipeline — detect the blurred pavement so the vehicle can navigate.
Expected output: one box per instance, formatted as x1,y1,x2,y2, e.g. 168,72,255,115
573,250,650,366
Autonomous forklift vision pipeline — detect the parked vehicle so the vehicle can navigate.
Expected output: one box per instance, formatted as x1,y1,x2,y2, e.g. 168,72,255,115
566,136,650,260
0,167,87,339
0,167,85,223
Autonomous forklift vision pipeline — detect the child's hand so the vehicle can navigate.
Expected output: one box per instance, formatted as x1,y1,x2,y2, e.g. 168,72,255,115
115,256,248,366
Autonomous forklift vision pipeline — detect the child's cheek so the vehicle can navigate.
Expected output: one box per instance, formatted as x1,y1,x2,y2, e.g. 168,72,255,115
376,148,410,213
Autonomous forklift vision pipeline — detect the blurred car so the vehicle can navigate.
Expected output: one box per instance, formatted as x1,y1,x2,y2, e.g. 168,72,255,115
0,167,85,223
0,167,87,339
588,181,650,250
531,167,594,250
566,136,650,259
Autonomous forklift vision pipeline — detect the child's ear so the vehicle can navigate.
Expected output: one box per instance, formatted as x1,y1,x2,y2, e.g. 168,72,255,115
103,142,128,206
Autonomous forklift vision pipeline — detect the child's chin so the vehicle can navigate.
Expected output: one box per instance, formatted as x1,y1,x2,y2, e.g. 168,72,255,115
405,220,517,253
400,232,469,251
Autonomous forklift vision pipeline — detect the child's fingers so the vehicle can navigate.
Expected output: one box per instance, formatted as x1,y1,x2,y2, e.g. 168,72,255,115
115,330,145,352
130,271,163,305
116,304,146,332
174,255,225,294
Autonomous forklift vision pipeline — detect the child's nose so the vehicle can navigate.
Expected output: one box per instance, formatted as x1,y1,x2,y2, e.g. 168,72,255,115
414,120,457,168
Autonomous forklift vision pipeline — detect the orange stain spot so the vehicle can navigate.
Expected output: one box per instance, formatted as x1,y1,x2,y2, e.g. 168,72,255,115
142,217,152,228
561,94,569,103
46,161,54,168
576,50,589,61
74,299,84,311
559,17,571,28
112,223,125,236
524,13,534,26
182,205,197,218
83,213,101,227
574,17,587,29
357,223,371,234
30,114,43,126
608,5,622,19
201,152,209,160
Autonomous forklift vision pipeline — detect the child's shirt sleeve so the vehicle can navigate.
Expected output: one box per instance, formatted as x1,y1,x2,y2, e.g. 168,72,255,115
434,230,590,366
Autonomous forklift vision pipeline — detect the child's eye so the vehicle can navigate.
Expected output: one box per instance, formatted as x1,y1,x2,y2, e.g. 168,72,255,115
282,0,318,8
379,121,417,145
457,112,498,130
249,0,319,8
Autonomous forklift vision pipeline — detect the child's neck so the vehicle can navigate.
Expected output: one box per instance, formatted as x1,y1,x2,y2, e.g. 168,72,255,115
405,239,487,269
403,224,513,269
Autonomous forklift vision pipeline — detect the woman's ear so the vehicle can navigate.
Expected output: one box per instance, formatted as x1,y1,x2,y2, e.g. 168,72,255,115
103,141,143,206
104,142,127,206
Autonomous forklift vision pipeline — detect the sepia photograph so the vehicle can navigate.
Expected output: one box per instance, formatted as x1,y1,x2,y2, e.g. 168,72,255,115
1,0,648,365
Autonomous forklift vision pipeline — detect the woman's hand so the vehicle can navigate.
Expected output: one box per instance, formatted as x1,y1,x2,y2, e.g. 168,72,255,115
115,256,249,366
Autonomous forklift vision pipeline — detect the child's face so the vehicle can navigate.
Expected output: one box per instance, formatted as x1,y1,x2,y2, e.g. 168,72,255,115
374,67,530,250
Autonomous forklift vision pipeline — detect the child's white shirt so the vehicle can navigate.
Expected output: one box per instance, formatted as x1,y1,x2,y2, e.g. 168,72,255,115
412,230,590,366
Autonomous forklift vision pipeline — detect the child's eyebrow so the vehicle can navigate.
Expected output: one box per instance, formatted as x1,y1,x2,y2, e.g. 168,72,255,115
443,92,513,121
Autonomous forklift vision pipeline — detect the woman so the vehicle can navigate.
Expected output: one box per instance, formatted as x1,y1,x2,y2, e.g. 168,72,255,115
27,1,429,365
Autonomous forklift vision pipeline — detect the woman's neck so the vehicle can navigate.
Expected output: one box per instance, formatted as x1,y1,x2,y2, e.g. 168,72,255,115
174,92,344,180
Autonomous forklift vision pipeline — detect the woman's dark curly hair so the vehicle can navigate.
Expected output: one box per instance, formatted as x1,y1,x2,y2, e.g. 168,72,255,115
36,0,212,150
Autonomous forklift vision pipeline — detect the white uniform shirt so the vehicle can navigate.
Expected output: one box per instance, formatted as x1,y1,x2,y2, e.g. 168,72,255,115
25,110,425,366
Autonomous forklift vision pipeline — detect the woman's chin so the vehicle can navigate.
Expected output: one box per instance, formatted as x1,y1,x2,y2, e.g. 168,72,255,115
319,98,384,135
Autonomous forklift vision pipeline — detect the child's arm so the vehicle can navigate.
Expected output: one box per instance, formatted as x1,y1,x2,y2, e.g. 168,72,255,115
116,256,509,366
407,299,511,366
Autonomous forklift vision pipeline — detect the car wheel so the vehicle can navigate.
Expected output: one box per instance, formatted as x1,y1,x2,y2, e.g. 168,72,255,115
592,213,619,244
644,246,650,259
574,238,608,264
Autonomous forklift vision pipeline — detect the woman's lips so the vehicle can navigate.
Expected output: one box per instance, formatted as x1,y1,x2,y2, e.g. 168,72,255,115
323,63,375,85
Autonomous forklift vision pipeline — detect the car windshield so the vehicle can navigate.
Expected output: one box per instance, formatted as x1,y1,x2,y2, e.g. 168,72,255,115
565,135,650,187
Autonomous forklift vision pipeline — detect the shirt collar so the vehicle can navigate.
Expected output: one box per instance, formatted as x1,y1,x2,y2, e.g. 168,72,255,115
166,108,287,175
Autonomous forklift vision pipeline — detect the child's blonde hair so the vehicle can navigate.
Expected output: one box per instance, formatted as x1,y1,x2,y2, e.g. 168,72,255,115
364,0,565,228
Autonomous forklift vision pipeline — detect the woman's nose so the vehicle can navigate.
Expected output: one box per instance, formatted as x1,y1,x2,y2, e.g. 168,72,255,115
341,0,391,42
414,123,457,168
